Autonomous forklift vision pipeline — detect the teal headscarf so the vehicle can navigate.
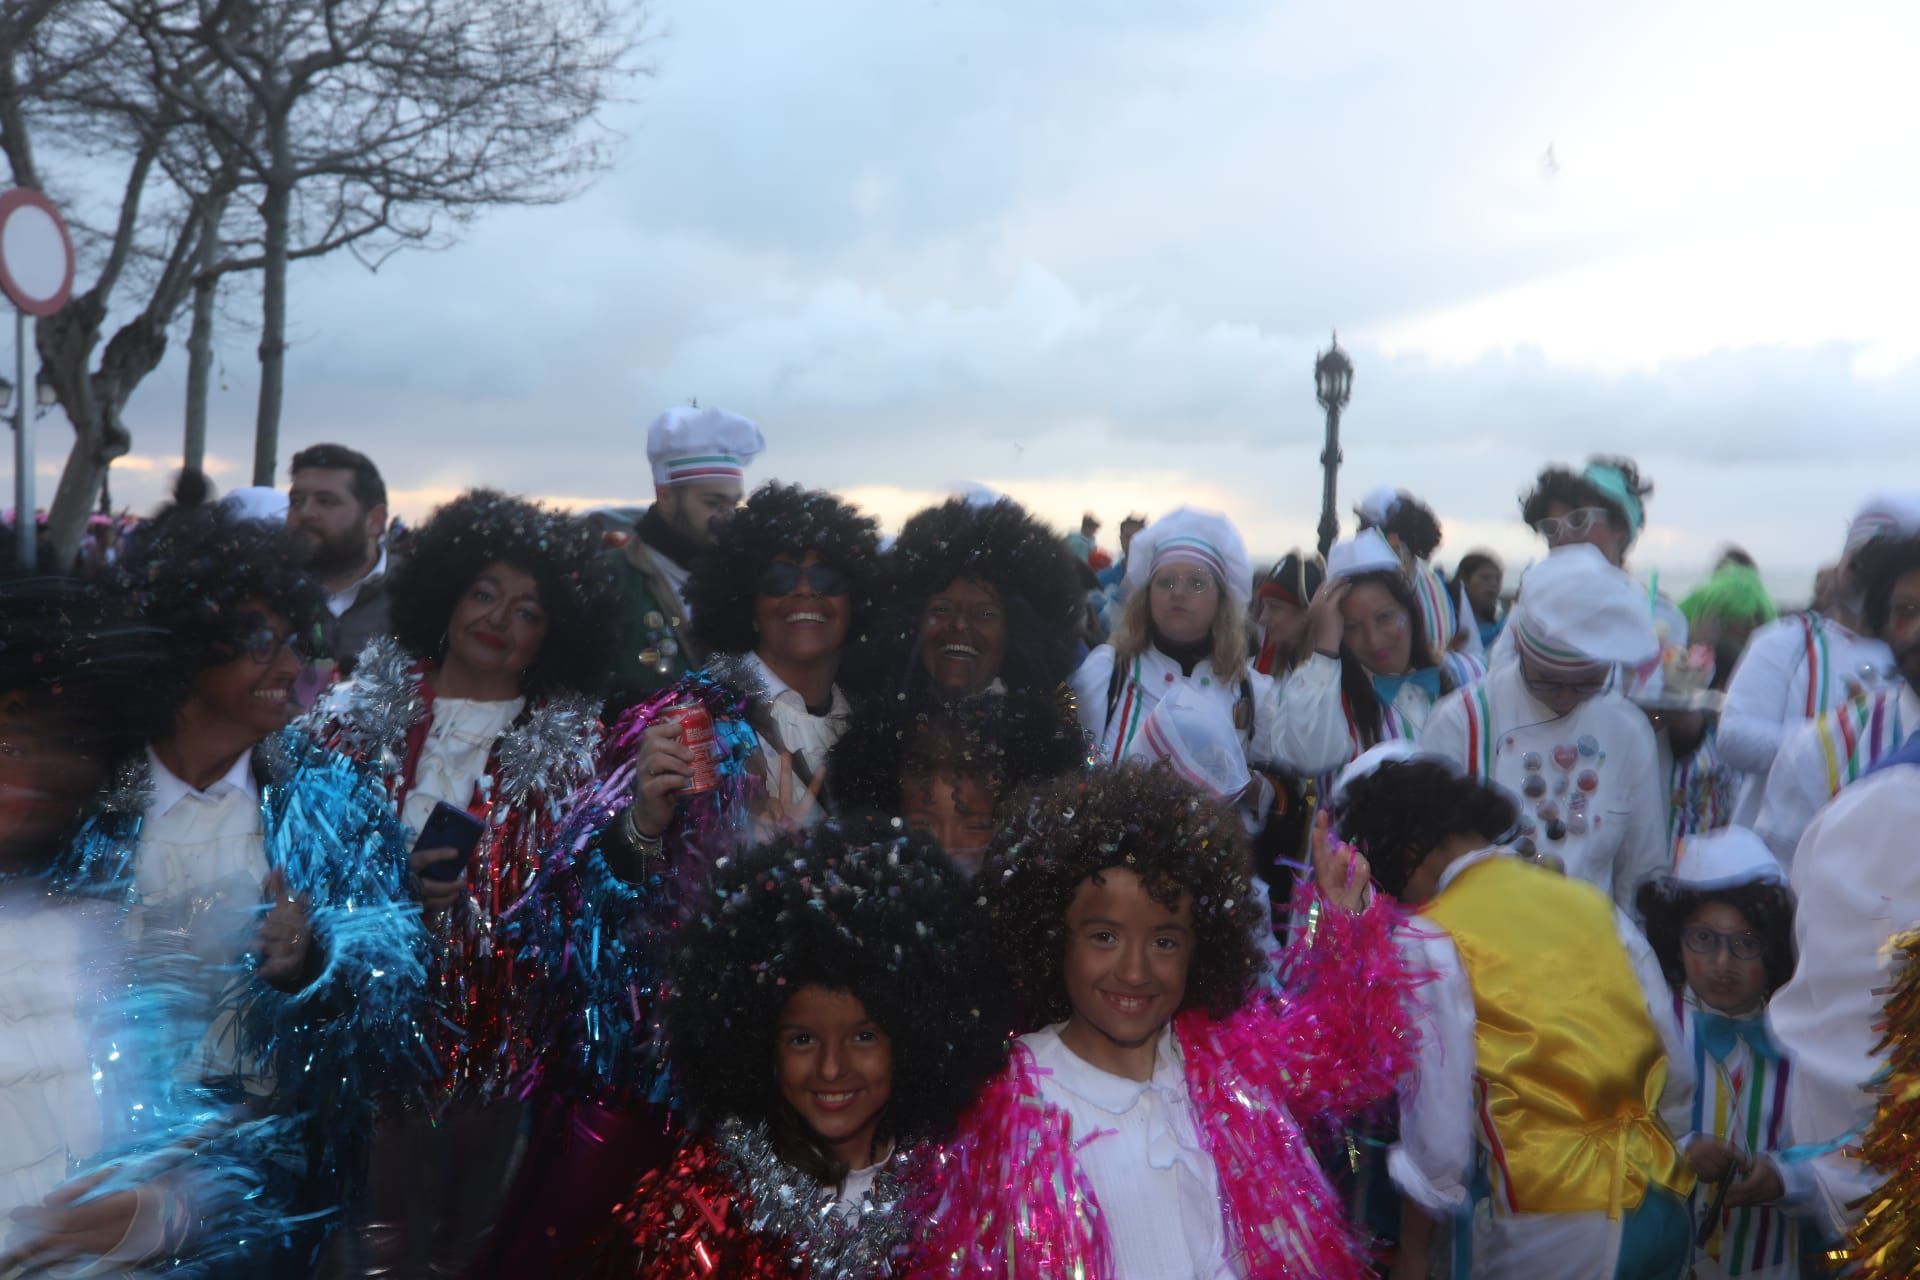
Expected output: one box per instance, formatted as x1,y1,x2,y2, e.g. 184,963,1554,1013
1582,462,1643,544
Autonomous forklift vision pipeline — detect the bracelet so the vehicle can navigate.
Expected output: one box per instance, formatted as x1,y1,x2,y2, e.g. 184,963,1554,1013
621,805,665,862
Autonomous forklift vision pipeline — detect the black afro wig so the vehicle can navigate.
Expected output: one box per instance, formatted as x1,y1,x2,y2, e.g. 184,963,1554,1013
981,764,1266,1030
388,489,619,699
687,482,881,659
116,498,328,733
860,497,1084,700
1636,876,1797,996
1381,494,1444,561
1330,758,1518,900
662,821,1007,1177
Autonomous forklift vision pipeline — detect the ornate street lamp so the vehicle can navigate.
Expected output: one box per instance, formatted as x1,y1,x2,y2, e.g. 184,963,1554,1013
1313,332,1354,560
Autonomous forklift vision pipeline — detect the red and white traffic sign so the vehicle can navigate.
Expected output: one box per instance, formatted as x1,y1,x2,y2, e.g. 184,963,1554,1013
0,189,75,317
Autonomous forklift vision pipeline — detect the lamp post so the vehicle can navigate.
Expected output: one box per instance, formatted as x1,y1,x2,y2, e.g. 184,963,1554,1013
1313,332,1354,560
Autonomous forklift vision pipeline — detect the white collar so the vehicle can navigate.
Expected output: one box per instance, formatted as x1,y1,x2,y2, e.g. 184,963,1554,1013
327,545,389,617
1434,845,1511,894
1028,1021,1186,1115
746,651,848,718
146,745,258,820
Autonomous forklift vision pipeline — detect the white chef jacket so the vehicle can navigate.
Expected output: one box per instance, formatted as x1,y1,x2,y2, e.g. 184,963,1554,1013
1753,683,1917,865
1268,653,1441,777
1418,663,1669,911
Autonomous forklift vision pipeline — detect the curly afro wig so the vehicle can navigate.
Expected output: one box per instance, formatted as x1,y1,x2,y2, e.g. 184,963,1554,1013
1856,533,1920,641
116,497,329,734
662,821,1007,1178
828,687,1090,828
1521,456,1653,539
388,489,619,699
1380,494,1444,561
981,764,1266,1031
1635,876,1797,996
1330,758,1518,900
686,482,881,659
858,497,1084,700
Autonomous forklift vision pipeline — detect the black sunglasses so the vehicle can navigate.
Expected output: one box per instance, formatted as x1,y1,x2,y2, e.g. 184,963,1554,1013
757,561,850,598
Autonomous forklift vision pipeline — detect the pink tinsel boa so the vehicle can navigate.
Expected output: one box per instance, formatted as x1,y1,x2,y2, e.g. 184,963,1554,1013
910,887,1421,1279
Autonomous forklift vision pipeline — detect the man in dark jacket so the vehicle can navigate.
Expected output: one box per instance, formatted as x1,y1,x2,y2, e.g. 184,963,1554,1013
287,443,393,675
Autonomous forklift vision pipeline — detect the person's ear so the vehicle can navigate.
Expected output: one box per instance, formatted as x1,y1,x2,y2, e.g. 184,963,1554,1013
367,502,389,543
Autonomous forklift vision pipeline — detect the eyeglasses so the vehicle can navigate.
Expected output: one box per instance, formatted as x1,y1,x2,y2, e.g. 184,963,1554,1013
756,561,850,598
1681,924,1764,961
1535,507,1612,544
237,626,313,665
1523,671,1609,701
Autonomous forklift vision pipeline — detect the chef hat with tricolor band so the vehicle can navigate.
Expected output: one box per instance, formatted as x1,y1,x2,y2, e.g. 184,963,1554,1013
1124,507,1253,608
1325,529,1402,583
646,406,766,488
1510,544,1660,669
1136,684,1252,801
1844,491,1920,555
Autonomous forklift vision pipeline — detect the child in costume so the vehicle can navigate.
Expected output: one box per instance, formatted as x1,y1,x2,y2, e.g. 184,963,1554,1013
1333,744,1695,1280
917,764,1416,1279
591,822,1006,1277
1637,827,1817,1279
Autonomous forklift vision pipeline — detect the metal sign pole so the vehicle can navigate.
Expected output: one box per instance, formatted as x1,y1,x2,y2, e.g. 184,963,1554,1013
12,308,30,571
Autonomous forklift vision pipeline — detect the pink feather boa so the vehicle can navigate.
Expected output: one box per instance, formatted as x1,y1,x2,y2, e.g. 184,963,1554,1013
909,887,1420,1279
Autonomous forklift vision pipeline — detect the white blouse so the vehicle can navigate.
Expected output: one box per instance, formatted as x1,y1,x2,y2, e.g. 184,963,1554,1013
399,696,524,832
1021,1023,1236,1280
1268,652,1440,777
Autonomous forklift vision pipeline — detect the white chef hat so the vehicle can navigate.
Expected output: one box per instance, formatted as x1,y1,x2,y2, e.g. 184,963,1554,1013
1137,683,1251,801
223,485,289,524
1354,484,1402,527
1124,506,1253,608
1671,826,1786,891
1325,529,1402,583
1844,491,1920,554
1510,544,1659,668
1330,739,1435,804
646,406,766,488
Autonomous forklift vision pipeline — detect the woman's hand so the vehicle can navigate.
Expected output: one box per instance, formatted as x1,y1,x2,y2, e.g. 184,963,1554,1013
1310,811,1372,913
0,1170,143,1272
628,719,694,838
256,867,314,988
1303,578,1352,655
408,846,467,913
1725,1155,1785,1207
1684,1135,1742,1184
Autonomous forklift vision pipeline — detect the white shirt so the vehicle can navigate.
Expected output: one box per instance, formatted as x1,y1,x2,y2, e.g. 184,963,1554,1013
1719,613,1896,825
1269,652,1440,777
326,546,389,618
1392,848,1692,1280
744,652,850,815
646,544,693,615
1754,682,1919,864
1418,663,1668,911
399,696,524,833
1768,762,1920,1238
134,749,270,1088
1021,1024,1236,1280
1072,644,1279,769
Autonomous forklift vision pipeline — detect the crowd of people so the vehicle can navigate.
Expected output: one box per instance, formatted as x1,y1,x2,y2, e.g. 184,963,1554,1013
1,406,1917,1280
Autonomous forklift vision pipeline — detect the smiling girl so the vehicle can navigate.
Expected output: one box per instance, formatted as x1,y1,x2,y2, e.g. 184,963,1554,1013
593,823,1005,1278
917,765,1418,1279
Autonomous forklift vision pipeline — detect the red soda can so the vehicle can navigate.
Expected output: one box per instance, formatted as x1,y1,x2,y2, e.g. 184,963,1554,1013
665,701,719,793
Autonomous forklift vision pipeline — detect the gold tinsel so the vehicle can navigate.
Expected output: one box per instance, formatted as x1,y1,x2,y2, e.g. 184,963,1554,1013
1845,929,1920,1277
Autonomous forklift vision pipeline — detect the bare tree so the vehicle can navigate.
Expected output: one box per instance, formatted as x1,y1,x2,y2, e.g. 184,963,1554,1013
118,0,638,484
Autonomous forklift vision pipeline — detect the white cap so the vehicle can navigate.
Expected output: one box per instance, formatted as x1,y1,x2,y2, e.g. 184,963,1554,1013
1845,491,1920,554
1672,826,1785,890
1124,506,1253,608
1355,485,1401,527
225,486,289,523
1138,683,1250,800
1331,740,1434,803
1325,529,1402,583
1511,544,1660,667
646,406,765,488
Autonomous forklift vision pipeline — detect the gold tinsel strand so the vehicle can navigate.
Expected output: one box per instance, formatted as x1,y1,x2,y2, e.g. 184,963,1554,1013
1845,929,1920,1277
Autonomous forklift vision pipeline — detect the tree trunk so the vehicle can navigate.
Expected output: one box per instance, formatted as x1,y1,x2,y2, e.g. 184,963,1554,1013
43,441,105,568
183,192,226,474
252,117,291,486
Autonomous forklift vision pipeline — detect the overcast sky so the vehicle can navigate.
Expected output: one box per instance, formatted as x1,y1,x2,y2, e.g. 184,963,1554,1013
29,0,1920,596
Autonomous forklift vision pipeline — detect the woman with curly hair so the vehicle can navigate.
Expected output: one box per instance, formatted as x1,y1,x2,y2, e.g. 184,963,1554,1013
1333,747,1693,1280
917,765,1416,1279
591,822,1005,1278
25,490,426,1272
1635,829,1813,1280
308,488,637,1277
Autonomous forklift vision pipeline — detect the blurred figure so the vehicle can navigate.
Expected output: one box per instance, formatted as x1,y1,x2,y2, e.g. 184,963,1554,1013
1066,511,1100,564
1454,549,1506,648
1252,550,1323,678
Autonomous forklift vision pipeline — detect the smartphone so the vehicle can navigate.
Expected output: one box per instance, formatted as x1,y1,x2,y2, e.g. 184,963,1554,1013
414,800,486,882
